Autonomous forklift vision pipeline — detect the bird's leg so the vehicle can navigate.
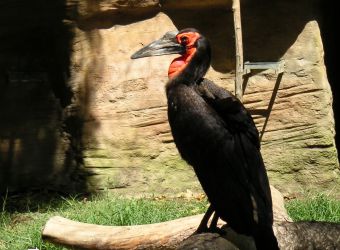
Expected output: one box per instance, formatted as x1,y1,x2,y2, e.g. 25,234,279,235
194,204,214,234
208,212,226,235
209,212,219,229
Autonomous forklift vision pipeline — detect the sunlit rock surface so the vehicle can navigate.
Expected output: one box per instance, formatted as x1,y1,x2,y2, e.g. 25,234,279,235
0,0,338,196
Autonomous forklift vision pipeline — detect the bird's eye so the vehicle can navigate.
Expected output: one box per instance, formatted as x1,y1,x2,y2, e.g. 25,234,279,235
180,36,189,45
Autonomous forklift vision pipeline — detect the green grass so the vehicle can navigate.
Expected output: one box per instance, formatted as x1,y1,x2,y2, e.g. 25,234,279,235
0,191,208,250
1,191,340,250
285,193,340,223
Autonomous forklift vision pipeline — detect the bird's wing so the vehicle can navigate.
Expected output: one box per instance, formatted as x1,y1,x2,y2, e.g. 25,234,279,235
195,79,272,214
196,79,260,148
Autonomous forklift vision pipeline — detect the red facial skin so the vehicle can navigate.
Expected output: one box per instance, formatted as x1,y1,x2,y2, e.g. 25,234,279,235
168,32,201,79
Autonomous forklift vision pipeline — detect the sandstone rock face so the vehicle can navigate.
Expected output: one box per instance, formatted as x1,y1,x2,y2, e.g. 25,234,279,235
0,0,338,196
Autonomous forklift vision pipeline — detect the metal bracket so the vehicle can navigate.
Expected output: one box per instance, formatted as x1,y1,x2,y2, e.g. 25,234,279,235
243,60,285,75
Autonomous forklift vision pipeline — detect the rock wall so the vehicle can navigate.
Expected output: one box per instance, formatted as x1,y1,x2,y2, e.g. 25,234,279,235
0,0,338,196
0,1,86,192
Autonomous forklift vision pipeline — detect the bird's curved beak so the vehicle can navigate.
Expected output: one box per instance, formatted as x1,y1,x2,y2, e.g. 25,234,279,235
131,31,185,59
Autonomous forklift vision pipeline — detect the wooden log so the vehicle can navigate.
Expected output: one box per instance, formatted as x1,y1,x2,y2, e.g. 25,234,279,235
42,214,218,250
177,221,340,250
42,186,289,249
42,215,340,250
275,221,340,250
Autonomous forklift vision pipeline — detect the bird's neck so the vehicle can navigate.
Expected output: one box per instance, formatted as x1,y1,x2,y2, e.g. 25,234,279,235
166,38,211,91
168,47,197,79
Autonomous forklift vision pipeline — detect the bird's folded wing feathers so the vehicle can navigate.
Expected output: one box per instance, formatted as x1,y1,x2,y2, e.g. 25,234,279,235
196,79,272,208
196,79,260,149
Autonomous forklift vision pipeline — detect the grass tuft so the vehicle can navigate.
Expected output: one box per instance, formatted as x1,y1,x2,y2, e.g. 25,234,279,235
285,193,340,223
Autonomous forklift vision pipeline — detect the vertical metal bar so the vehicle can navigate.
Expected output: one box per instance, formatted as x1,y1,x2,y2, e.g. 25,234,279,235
232,0,244,101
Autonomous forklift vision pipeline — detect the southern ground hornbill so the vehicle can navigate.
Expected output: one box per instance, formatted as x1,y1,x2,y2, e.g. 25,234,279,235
131,28,279,249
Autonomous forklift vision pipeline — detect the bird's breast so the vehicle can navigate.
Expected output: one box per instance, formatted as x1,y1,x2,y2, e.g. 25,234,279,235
166,85,228,163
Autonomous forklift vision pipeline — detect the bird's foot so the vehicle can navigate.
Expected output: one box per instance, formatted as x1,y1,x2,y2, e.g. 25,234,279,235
208,225,227,236
194,225,226,236
193,225,209,235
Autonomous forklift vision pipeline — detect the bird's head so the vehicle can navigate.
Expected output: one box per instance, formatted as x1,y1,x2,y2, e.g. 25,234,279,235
131,28,211,83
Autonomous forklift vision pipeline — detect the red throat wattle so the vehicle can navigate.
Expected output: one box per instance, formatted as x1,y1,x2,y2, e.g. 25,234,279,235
168,31,200,79
168,48,196,79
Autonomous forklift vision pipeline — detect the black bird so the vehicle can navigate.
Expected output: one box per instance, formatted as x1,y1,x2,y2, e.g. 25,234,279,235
131,28,279,249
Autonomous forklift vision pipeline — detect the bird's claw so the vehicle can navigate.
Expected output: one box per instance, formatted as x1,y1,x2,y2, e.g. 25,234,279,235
194,225,226,236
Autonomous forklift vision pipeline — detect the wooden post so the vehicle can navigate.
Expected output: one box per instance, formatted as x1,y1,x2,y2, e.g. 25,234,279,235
232,0,244,101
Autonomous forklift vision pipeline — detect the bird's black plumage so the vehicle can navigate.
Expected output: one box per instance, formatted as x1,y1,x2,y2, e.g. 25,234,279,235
132,28,279,249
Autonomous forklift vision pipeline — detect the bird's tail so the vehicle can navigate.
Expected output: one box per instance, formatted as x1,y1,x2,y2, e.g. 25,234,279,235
253,225,279,250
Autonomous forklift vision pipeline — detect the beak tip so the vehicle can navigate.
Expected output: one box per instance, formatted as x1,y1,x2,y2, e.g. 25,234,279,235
131,52,143,59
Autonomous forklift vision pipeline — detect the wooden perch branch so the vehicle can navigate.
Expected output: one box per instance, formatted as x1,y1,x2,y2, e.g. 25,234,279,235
42,215,340,250
42,214,211,250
